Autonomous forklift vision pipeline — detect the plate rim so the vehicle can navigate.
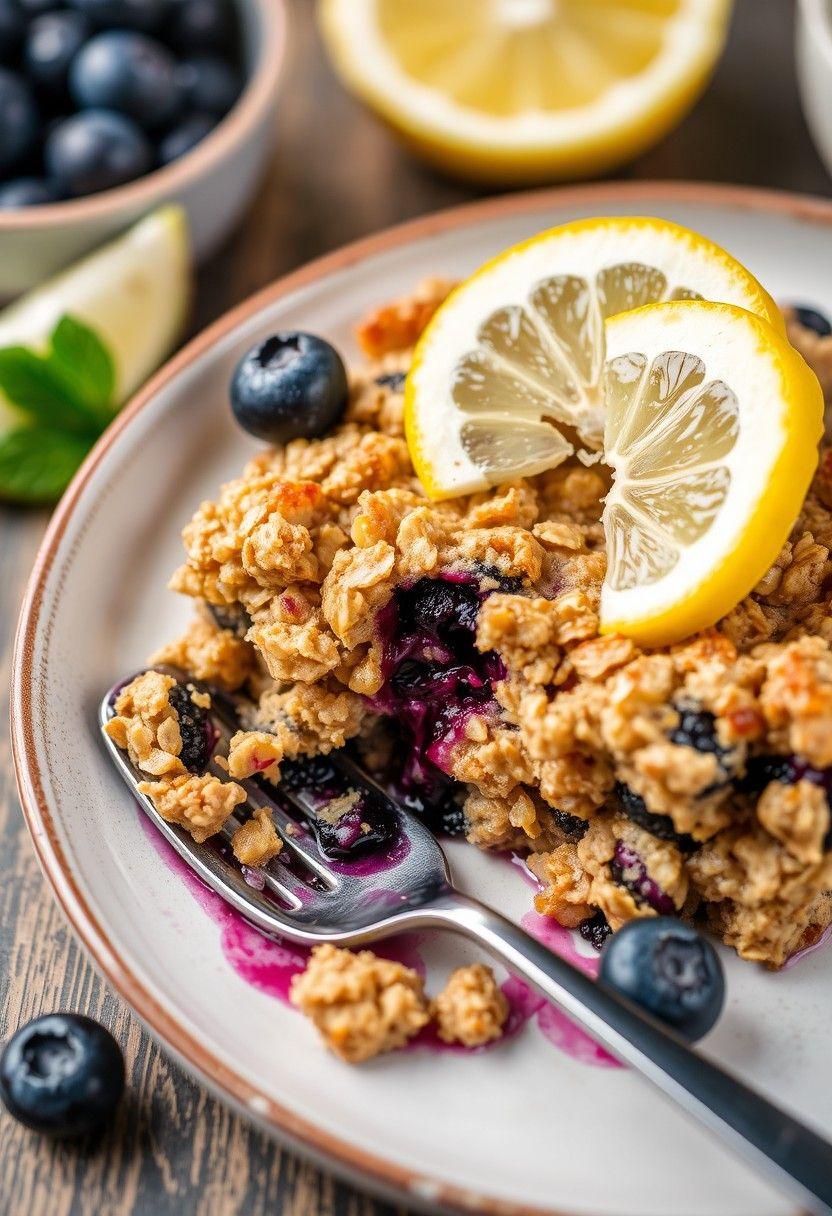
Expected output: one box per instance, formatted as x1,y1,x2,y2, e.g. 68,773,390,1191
12,179,832,1216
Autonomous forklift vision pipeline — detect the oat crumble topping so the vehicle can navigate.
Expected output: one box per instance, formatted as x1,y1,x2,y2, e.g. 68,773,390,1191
433,964,509,1047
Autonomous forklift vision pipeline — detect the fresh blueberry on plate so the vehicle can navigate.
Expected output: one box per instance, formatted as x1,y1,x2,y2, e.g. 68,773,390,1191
46,109,154,197
168,0,235,52
0,70,40,174
792,305,832,339
158,111,216,165
0,177,61,208
177,53,240,117
230,333,349,444
70,31,181,129
25,11,92,100
0,1013,125,1137
600,917,725,1042
66,0,168,33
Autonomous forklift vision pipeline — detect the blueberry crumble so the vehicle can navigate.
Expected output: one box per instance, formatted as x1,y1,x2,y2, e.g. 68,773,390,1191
105,280,832,976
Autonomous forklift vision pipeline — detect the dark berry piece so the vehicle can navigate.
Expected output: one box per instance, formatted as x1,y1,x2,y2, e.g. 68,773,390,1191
231,332,349,445
374,371,406,392
66,0,168,32
742,754,832,851
615,782,697,853
25,12,92,100
46,110,153,196
70,31,181,129
168,0,234,51
600,918,725,1042
0,178,61,208
158,111,215,164
311,787,398,861
669,707,731,775
401,577,480,637
579,910,612,951
177,53,240,117
206,601,252,639
792,305,832,339
552,807,588,841
0,1013,125,1137
0,1,26,65
168,682,213,773
609,840,675,915
0,71,39,174
280,754,345,802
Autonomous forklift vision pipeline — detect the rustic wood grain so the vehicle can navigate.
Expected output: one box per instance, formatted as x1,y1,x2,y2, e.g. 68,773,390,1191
1,2,829,1214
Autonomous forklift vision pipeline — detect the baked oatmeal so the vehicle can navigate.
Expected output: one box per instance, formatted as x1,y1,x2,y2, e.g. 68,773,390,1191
106,278,832,975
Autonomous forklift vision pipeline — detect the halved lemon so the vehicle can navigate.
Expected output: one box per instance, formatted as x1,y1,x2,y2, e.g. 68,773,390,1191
405,215,783,500
318,0,733,184
601,301,823,645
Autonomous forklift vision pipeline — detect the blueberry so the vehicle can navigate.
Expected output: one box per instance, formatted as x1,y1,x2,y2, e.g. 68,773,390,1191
206,600,252,640
743,754,832,851
230,333,349,445
401,577,481,636
0,70,40,174
600,918,725,1042
280,754,344,802
374,371,406,392
311,787,397,860
168,0,235,51
177,53,239,117
46,110,153,196
615,782,698,853
158,110,215,164
167,682,213,772
0,1013,125,1137
552,807,589,841
70,31,181,129
0,1,26,65
579,910,612,951
66,0,168,32
0,178,61,207
792,305,832,339
669,707,732,781
609,840,676,915
25,12,92,100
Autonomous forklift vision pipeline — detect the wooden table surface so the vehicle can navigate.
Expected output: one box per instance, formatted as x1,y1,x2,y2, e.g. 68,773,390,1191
1,2,830,1214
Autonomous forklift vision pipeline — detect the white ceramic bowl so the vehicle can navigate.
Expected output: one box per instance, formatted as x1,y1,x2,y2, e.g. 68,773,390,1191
0,0,286,299
797,0,832,180
12,182,832,1216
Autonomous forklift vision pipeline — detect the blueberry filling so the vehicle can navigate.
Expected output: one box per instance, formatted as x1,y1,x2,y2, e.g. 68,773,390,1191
743,754,832,850
370,572,508,806
669,706,733,792
552,807,589,841
579,910,612,951
279,754,398,860
609,840,676,915
168,682,213,772
374,371,406,391
206,601,252,639
615,782,698,854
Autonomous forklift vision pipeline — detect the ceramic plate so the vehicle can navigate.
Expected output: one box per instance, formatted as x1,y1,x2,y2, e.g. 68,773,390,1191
13,183,832,1216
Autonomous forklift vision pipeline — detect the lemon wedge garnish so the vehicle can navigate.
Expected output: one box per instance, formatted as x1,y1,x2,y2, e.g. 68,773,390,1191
405,216,783,501
318,0,733,184
600,300,822,644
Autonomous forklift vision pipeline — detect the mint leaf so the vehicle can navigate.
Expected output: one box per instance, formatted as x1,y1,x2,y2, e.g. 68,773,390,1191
49,314,115,422
0,426,91,504
0,347,99,436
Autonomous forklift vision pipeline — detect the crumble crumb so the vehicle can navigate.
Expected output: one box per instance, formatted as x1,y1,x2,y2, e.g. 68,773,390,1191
289,943,430,1062
104,670,187,778
231,807,282,866
151,616,255,691
138,772,246,843
433,964,509,1047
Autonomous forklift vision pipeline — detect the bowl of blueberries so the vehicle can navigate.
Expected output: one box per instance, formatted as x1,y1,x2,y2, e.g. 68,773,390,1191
0,0,286,296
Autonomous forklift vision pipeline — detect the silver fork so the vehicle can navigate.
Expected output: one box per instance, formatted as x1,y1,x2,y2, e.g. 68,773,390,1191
100,668,832,1216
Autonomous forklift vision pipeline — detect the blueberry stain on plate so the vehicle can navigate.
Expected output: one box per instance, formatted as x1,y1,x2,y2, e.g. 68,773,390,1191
0,1013,125,1137
230,333,349,445
600,918,725,1042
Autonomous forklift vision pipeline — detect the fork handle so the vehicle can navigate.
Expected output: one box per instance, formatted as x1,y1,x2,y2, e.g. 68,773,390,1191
419,888,832,1216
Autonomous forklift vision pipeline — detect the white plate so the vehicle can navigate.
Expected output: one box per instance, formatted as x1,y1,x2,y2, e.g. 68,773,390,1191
13,183,832,1216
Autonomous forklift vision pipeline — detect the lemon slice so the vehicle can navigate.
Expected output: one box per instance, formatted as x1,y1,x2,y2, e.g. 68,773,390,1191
318,0,732,184
601,300,823,645
405,216,783,500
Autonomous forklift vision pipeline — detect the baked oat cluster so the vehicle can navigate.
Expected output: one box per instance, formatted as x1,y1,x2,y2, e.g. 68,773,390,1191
289,945,508,1061
111,282,832,975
